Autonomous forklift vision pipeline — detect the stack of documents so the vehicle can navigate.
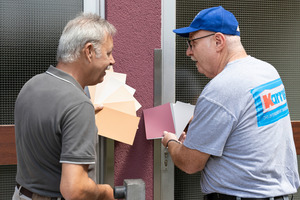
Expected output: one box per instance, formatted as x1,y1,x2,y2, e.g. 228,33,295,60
143,101,195,139
89,70,141,145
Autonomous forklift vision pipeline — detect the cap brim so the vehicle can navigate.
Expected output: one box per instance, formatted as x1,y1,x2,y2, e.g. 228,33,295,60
173,26,200,38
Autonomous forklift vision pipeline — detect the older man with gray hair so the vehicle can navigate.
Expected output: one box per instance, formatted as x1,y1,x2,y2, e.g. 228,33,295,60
162,6,299,200
13,13,116,200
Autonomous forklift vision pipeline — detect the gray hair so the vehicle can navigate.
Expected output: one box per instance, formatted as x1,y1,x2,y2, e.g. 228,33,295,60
224,34,244,52
56,13,116,63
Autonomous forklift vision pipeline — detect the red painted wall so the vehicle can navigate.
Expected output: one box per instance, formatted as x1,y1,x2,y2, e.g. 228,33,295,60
106,0,161,199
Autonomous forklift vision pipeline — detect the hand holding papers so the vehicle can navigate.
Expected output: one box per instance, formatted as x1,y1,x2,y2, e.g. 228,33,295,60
89,70,141,145
143,101,195,139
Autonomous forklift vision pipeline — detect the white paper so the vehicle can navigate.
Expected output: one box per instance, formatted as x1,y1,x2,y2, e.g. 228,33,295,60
94,76,123,105
173,101,195,138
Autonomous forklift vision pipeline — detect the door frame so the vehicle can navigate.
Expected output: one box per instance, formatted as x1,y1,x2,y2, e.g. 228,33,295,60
154,0,176,200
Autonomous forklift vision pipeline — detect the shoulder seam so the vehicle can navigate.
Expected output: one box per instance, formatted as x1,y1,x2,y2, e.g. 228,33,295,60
201,95,237,121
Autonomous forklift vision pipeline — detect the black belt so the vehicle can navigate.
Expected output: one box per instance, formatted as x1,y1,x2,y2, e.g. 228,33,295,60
204,193,288,200
17,183,32,198
17,183,65,200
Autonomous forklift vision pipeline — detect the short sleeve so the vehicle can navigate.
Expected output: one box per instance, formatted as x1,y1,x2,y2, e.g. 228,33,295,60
60,102,97,164
184,96,237,156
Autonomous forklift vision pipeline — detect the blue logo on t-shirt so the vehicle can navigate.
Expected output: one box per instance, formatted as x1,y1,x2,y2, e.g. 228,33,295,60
251,78,289,127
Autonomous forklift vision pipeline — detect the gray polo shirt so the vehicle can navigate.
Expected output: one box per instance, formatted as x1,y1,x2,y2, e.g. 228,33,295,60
15,66,97,197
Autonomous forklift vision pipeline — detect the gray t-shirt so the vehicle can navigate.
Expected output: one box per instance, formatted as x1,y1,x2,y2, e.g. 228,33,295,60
184,56,300,197
15,66,97,197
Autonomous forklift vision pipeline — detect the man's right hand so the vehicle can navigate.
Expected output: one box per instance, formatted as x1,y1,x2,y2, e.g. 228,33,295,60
97,184,115,200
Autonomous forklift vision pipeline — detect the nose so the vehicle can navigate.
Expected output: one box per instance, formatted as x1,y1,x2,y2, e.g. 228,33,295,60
186,47,193,57
110,54,116,65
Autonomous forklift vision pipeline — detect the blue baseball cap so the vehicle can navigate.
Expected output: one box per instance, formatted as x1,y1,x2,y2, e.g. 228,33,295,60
173,6,240,37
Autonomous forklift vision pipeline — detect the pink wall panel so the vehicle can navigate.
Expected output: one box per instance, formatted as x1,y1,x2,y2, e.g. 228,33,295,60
106,0,161,199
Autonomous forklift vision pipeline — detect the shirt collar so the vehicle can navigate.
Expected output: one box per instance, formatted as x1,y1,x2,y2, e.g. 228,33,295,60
46,65,84,93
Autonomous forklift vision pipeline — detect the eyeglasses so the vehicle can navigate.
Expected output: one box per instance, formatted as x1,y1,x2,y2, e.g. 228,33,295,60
187,33,215,49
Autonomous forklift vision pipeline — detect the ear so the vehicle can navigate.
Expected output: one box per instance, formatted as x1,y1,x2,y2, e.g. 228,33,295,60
214,33,226,52
83,43,94,63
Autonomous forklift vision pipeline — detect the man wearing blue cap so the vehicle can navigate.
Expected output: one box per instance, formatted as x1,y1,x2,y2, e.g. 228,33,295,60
162,6,299,200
